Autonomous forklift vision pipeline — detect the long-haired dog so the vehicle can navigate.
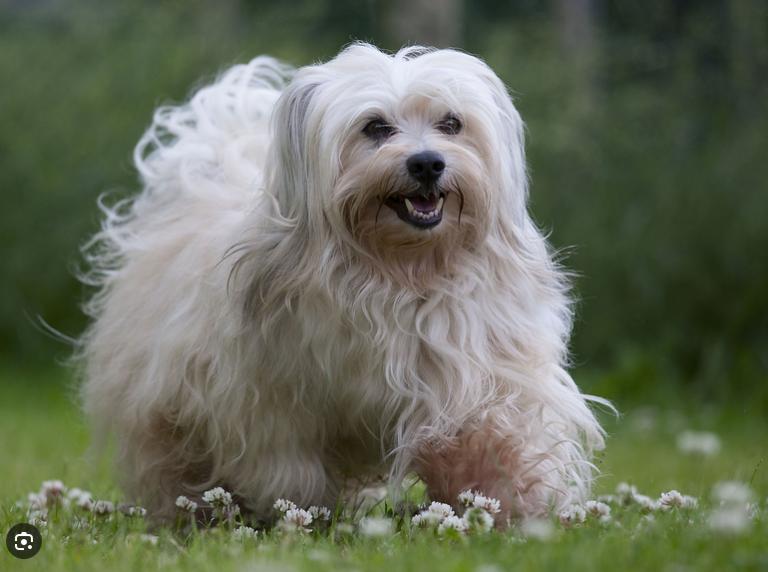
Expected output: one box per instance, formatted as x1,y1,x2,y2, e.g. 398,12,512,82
78,43,606,523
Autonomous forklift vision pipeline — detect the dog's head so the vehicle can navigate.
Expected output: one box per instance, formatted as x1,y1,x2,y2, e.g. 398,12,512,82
268,44,528,284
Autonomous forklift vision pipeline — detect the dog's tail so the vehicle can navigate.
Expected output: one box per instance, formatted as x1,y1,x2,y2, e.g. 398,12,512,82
134,56,294,199
77,56,295,297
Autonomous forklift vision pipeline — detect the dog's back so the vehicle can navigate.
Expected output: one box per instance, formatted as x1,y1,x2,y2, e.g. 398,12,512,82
78,58,294,519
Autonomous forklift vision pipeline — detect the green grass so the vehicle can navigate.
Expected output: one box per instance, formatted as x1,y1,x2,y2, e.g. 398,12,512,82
1,368,766,571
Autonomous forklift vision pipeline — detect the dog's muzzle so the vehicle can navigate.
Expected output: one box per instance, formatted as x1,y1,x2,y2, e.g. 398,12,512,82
384,151,447,230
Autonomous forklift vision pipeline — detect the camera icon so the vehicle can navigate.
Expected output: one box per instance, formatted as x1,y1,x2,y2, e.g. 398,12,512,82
14,532,35,551
6,523,42,559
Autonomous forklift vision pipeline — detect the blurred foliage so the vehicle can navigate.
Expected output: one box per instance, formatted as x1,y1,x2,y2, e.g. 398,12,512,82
1,0,766,406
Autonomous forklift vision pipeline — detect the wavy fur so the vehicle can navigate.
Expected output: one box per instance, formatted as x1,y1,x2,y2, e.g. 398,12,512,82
77,43,607,522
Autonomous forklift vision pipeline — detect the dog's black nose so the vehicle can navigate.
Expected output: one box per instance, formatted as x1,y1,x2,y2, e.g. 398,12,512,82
407,151,445,185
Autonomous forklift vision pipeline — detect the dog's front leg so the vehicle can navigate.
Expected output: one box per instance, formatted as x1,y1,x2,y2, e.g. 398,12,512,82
413,422,561,523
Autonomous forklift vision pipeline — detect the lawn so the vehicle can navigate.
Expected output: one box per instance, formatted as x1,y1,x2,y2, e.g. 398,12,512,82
1,367,766,571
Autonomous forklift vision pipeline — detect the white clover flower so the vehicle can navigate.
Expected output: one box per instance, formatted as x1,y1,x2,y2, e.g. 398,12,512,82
585,500,611,518
597,494,617,505
128,506,147,517
427,501,455,519
463,507,494,534
233,525,257,540
707,484,756,536
72,491,94,511
27,508,47,520
41,480,67,502
27,492,46,510
457,490,475,507
72,517,90,530
710,508,751,535
745,503,759,520
202,487,232,508
412,511,443,529
633,494,655,513
93,500,115,516
676,431,721,456
712,481,754,505
283,508,313,532
559,505,586,528
223,504,241,519
66,488,86,500
660,490,684,508
359,517,392,538
308,506,331,521
175,496,198,513
616,482,636,495
438,515,467,535
616,483,638,505
473,493,501,515
680,496,698,510
30,515,48,528
273,498,297,513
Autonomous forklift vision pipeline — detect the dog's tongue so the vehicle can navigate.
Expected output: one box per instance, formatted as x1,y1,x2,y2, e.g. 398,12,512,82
408,194,438,213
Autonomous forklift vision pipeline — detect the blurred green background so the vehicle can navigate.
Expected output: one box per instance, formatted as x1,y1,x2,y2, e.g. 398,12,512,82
1,0,766,409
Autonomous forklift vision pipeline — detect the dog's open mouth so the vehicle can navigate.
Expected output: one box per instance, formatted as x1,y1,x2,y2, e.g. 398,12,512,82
384,190,445,230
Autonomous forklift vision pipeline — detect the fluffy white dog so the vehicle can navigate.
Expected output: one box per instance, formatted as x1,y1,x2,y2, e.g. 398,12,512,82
78,43,606,523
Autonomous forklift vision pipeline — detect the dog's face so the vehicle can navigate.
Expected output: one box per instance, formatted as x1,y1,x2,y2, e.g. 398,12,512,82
269,45,527,283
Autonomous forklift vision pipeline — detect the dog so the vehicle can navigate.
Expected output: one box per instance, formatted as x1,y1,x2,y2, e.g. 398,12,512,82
77,43,606,524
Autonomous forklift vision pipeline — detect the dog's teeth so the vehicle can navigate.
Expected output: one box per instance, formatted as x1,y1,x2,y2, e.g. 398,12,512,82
405,198,415,215
437,197,444,211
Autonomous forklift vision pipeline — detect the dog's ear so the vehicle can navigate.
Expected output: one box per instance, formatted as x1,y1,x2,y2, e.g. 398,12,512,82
268,79,320,220
480,72,528,225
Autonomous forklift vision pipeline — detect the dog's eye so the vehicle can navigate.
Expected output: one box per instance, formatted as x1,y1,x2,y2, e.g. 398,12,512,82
437,116,462,135
363,119,397,141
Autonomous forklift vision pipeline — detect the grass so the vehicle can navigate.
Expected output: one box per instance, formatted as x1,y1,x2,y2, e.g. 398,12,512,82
1,367,766,571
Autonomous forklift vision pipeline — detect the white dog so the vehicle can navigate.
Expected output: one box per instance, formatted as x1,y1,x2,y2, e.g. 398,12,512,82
78,43,606,523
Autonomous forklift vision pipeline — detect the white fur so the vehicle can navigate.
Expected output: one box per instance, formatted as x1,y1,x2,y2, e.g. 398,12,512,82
77,43,607,522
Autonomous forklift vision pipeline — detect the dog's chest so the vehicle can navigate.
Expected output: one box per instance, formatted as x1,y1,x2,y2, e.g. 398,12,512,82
296,293,459,407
